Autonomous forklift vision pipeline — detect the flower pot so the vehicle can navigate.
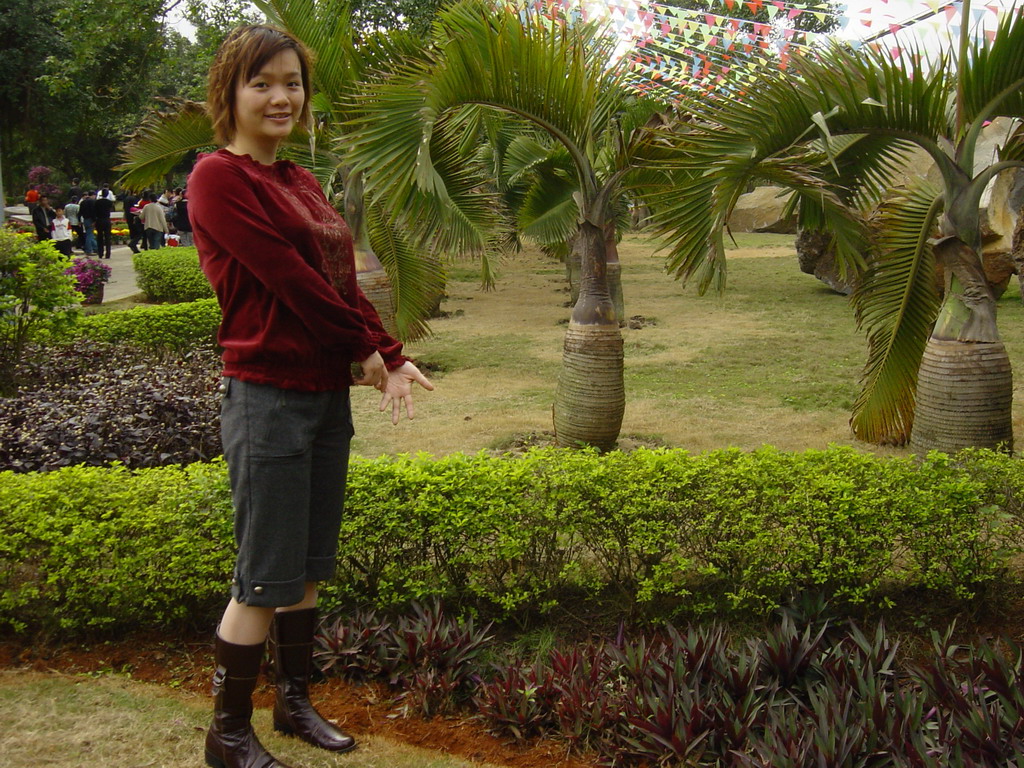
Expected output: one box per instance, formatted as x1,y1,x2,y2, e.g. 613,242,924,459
82,285,104,305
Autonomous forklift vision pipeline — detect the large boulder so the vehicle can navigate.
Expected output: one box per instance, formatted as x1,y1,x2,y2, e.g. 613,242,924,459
800,118,1023,295
796,230,856,295
728,185,796,234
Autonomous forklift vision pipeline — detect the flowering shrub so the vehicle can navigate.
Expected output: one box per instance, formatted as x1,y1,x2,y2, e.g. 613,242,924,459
3,220,35,237
64,256,111,300
26,166,62,200
27,166,53,185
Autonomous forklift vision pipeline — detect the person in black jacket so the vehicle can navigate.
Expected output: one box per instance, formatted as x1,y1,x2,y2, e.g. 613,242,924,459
175,190,192,246
32,197,55,241
78,191,98,255
94,185,115,258
125,192,145,253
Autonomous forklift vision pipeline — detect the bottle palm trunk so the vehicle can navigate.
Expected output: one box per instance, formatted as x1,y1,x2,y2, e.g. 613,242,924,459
605,222,624,326
909,337,1013,453
553,220,624,450
909,235,1013,453
345,168,399,338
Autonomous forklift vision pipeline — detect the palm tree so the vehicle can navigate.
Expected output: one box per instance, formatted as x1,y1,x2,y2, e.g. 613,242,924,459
639,2,1024,453
346,0,667,450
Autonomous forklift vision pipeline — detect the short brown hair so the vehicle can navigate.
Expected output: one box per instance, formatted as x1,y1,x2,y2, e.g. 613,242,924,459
206,25,313,145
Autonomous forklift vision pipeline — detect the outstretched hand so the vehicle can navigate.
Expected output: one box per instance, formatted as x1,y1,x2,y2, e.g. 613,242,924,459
379,361,434,424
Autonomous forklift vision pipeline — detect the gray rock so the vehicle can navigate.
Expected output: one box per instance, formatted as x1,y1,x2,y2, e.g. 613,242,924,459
728,186,796,234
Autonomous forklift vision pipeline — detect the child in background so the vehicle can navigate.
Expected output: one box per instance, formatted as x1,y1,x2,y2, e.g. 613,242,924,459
51,206,74,256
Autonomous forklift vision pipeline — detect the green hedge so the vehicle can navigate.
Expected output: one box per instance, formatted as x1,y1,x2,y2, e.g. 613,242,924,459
0,461,233,634
133,246,215,303
2,446,1023,636
61,298,221,353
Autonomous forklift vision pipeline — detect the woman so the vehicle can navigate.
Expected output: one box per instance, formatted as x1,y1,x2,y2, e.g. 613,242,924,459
189,25,433,768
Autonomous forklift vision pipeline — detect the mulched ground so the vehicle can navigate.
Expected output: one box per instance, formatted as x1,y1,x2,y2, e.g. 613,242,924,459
0,634,597,768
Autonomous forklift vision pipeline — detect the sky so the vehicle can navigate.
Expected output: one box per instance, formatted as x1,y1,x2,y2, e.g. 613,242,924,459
836,0,1015,53
166,1,1020,73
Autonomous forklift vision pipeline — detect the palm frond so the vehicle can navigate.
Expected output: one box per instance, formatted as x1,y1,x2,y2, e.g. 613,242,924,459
961,9,1024,125
365,200,446,341
999,121,1024,165
518,172,579,246
348,0,639,226
254,0,360,113
504,134,562,186
115,101,214,190
809,133,922,212
785,42,953,148
277,129,345,197
850,179,944,445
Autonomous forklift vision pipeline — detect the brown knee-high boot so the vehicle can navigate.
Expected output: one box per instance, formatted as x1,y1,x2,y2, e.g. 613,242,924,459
270,608,356,753
205,635,294,768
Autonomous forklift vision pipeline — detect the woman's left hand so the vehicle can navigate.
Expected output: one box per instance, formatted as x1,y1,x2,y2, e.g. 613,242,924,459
379,361,434,424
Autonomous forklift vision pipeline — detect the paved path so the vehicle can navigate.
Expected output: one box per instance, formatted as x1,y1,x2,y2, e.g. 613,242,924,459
103,244,142,302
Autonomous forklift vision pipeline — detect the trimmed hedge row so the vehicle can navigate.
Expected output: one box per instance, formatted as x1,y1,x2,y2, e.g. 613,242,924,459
63,298,220,353
0,461,233,634
132,246,215,303
2,446,1023,636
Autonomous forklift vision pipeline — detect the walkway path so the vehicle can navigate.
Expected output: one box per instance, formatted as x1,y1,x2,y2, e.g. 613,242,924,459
103,244,141,302
5,205,141,302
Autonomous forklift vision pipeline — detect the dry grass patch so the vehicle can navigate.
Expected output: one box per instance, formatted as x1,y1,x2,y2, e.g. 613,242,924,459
0,671,501,768
353,232,954,456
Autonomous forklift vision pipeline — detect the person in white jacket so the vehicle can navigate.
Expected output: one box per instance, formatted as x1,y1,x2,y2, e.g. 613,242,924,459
140,192,169,250
51,206,74,256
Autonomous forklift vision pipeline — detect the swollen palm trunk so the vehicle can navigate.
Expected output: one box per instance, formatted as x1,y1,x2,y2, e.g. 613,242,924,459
605,225,624,326
909,338,1013,454
909,237,1015,454
553,221,624,450
354,247,399,340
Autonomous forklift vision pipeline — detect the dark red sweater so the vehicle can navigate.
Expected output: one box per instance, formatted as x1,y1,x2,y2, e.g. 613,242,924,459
189,149,403,391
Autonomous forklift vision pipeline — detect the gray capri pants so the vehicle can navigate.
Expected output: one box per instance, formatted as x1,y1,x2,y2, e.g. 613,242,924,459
220,377,354,607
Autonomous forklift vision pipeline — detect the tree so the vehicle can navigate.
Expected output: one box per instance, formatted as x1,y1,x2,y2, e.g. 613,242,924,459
639,2,1024,453
0,0,73,187
347,0,671,449
346,0,447,35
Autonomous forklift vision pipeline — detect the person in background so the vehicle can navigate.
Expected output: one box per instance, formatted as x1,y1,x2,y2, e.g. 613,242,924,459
175,189,193,246
24,186,39,214
158,187,177,218
79,190,98,256
68,177,83,201
94,184,115,259
32,196,55,241
65,195,83,252
140,192,168,250
125,191,145,253
190,24,433,768
51,206,74,256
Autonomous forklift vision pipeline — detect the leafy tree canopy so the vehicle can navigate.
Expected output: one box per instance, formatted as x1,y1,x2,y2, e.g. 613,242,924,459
347,0,448,34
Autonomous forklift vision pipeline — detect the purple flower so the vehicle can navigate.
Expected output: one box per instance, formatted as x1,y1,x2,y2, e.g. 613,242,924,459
64,256,112,297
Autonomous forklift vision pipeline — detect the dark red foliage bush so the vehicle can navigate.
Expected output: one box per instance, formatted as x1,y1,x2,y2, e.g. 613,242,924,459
317,600,1024,767
0,343,221,472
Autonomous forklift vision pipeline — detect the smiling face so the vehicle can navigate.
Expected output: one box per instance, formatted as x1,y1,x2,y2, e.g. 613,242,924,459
229,48,305,163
